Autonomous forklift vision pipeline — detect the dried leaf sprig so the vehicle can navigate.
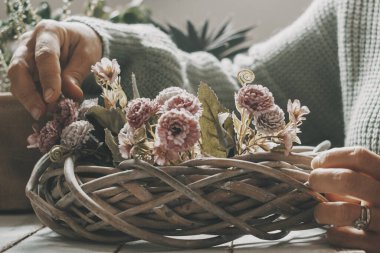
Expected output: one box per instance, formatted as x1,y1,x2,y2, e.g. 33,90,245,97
91,57,128,109
232,69,309,155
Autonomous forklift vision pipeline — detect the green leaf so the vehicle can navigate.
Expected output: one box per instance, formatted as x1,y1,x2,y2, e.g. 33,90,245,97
86,106,126,135
131,73,140,99
232,112,242,139
104,129,124,164
198,82,234,158
218,112,235,156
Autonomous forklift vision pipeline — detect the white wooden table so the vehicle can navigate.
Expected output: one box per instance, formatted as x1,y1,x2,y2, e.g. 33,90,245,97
0,214,363,253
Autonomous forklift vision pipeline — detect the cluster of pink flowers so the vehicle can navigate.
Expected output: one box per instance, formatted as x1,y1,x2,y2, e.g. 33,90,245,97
235,79,309,154
118,87,202,165
236,84,286,135
28,98,95,153
125,98,155,129
28,57,309,166
27,98,79,153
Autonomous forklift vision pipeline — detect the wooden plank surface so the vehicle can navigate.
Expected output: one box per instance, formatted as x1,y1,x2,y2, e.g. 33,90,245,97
6,228,121,253
0,214,43,252
0,214,364,253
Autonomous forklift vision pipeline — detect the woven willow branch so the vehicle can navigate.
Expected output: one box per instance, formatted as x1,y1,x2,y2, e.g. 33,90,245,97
26,142,330,249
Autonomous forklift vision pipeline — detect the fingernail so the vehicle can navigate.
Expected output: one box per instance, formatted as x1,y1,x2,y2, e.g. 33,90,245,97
44,88,55,102
31,107,41,120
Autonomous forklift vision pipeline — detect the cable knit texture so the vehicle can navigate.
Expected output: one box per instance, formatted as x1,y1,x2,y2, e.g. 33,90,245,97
67,0,380,153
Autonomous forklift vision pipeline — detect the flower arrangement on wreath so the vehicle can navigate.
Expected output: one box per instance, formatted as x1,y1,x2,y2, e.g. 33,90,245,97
27,57,310,166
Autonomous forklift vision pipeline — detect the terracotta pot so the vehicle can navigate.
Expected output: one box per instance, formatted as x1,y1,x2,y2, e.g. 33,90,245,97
0,92,41,211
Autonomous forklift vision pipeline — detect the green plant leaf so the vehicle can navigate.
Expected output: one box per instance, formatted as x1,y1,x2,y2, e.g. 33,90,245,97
86,106,126,135
218,112,235,156
104,129,124,164
198,82,234,157
131,73,140,99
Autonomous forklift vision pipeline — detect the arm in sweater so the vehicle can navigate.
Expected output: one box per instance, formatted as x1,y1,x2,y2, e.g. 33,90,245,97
67,0,343,146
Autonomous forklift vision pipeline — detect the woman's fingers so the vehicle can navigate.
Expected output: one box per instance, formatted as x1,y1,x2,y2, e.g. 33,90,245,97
327,227,380,253
324,193,361,204
315,202,380,232
34,21,62,103
312,147,380,181
8,45,46,120
309,168,380,206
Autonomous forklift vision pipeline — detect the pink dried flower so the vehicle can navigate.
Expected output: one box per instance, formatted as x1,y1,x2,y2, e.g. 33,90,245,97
287,99,310,125
118,123,135,159
125,98,153,129
39,120,61,153
54,98,78,127
155,87,187,106
91,58,120,84
254,105,285,134
235,84,274,113
153,144,179,166
156,109,200,152
61,120,94,149
163,93,202,118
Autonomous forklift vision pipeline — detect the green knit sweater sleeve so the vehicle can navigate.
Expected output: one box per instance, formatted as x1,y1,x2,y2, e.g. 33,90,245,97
66,0,343,146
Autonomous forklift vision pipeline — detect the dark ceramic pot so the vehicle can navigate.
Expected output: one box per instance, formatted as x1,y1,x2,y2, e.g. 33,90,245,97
0,92,41,211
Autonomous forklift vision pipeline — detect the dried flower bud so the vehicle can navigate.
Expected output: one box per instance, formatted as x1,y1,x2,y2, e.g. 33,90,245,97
61,120,94,149
254,105,285,134
279,127,301,156
235,84,274,113
39,120,61,153
125,98,153,129
118,123,135,159
156,109,200,152
54,98,79,127
163,93,202,118
91,57,120,84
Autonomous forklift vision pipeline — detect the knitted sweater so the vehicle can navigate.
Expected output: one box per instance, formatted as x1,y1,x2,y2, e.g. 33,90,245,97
68,0,380,153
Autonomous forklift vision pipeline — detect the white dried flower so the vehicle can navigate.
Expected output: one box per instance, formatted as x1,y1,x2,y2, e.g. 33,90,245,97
287,99,310,125
61,120,94,149
91,57,120,84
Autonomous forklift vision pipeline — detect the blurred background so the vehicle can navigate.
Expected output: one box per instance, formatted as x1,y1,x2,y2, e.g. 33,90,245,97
0,0,312,44
0,0,312,91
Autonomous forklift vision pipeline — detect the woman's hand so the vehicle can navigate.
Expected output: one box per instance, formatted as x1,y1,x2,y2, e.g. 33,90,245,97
310,147,380,253
7,20,102,120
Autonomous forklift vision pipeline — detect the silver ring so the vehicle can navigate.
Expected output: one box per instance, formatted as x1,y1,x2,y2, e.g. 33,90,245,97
353,205,371,230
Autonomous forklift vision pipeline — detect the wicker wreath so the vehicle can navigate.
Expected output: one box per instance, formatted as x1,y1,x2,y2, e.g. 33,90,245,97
26,142,330,249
